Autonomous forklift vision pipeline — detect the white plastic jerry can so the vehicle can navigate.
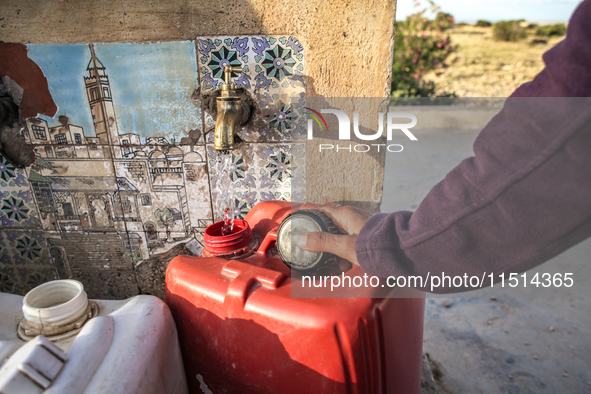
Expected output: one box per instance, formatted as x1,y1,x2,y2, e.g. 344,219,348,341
0,280,188,394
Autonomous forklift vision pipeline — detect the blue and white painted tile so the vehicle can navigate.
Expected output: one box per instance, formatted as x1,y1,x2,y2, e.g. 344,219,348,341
24,151,120,232
0,154,30,189
197,36,306,143
290,142,307,203
0,154,42,228
113,144,212,263
207,143,292,221
0,230,56,293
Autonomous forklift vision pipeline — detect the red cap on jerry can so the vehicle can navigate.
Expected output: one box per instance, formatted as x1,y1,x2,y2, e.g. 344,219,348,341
203,219,255,258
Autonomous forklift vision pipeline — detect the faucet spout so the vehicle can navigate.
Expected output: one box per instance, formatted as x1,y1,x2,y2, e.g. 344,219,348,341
214,97,242,150
214,66,243,150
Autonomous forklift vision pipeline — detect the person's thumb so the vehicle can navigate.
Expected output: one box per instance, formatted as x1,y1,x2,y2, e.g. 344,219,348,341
297,232,358,264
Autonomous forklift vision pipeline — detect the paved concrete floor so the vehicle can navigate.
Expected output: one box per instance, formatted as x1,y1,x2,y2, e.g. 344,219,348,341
382,108,591,393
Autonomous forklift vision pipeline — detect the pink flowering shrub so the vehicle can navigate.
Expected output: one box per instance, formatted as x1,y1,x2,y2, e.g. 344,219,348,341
391,0,457,97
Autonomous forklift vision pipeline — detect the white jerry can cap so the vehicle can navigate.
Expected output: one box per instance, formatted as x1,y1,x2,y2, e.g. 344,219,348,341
18,280,97,342
0,335,67,394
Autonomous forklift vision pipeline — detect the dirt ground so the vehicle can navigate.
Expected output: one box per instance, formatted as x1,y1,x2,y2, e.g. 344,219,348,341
423,25,564,97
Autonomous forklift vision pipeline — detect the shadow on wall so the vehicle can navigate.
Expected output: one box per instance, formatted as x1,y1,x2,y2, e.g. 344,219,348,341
136,242,196,300
301,94,390,212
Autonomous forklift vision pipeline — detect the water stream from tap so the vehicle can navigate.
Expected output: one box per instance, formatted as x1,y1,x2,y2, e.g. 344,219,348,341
215,151,235,235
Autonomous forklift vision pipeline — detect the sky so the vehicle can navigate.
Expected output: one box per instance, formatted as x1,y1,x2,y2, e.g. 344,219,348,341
396,0,582,22
27,41,201,142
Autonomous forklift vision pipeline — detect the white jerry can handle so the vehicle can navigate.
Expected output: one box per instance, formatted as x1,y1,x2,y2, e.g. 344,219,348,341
0,316,114,394
0,335,67,394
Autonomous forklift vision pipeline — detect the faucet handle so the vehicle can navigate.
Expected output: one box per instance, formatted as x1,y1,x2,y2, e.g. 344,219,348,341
223,66,243,85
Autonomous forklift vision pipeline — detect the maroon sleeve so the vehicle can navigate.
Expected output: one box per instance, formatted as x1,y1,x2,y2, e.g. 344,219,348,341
355,0,591,293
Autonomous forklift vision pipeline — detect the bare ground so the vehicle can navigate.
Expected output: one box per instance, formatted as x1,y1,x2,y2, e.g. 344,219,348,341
424,25,564,97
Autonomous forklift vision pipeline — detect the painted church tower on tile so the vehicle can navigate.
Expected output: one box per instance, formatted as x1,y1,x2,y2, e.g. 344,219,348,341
84,44,120,156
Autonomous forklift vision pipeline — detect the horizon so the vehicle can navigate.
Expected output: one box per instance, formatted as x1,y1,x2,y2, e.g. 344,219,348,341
396,0,582,23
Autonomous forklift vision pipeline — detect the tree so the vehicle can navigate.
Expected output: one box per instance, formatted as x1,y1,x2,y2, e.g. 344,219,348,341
391,0,457,97
475,20,492,27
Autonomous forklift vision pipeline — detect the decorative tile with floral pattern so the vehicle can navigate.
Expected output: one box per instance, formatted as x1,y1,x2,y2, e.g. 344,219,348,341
197,36,305,143
0,230,55,294
0,190,42,228
0,153,41,228
207,143,292,221
290,142,307,203
0,154,30,189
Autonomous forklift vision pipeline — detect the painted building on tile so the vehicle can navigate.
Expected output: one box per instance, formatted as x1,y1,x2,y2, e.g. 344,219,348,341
23,46,212,270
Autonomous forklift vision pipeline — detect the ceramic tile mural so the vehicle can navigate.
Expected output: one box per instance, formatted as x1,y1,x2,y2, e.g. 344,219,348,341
0,36,305,299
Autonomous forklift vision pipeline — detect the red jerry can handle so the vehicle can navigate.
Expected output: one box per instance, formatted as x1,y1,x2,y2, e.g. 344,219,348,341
221,231,285,308
256,228,279,257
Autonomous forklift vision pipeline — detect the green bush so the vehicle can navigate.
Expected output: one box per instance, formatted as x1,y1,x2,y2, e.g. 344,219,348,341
530,38,548,46
391,0,457,97
435,12,455,30
493,20,527,42
535,23,567,37
475,20,492,27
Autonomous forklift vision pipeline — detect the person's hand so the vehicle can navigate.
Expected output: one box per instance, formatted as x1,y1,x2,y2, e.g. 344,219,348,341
296,204,373,267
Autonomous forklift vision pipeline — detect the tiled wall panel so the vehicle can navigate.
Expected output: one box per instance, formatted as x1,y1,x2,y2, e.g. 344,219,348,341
0,36,305,299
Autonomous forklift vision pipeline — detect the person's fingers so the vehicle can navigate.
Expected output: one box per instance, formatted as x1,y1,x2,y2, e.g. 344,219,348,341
297,232,358,265
312,205,347,233
293,204,372,237
296,231,341,252
315,205,371,235
313,204,336,215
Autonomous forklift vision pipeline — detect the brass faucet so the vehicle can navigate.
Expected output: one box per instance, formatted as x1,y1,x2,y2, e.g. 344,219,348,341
214,65,243,150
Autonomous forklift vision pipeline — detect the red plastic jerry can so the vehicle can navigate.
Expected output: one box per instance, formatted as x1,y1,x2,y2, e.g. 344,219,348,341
165,200,425,394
